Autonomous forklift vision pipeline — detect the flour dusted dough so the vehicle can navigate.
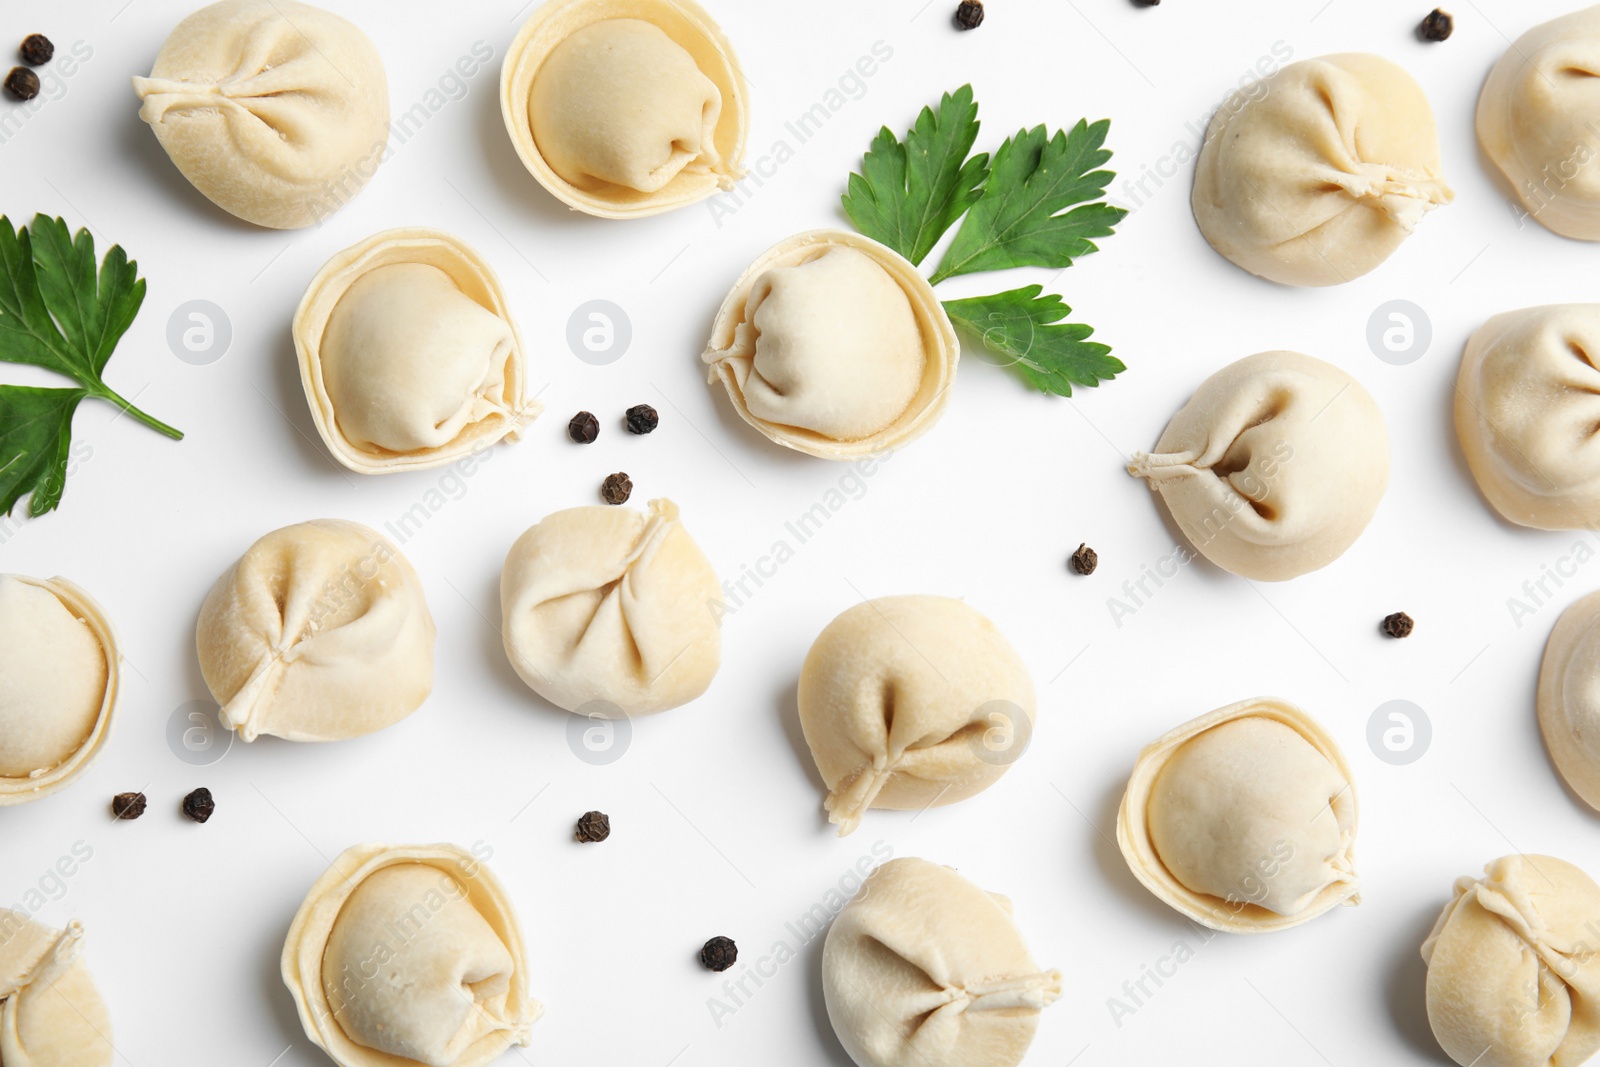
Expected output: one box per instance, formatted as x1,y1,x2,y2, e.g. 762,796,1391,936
1128,351,1389,581
0,911,114,1067
133,0,389,229
196,520,435,743
799,596,1036,837
704,230,959,459
823,857,1061,1067
1422,854,1600,1067
1538,589,1600,809
283,843,540,1067
1192,53,1452,286
295,229,540,475
502,0,748,217
1117,697,1360,933
501,498,721,716
0,576,118,806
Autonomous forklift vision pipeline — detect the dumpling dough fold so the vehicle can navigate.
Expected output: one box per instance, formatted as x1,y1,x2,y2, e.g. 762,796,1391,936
0,911,115,1067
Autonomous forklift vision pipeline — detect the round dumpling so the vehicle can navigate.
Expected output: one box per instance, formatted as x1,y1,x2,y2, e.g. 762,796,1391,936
1117,697,1360,933
196,520,436,743
0,911,115,1067
1128,351,1389,581
295,229,540,475
0,576,118,806
502,0,748,217
823,857,1061,1067
1422,854,1600,1067
283,843,540,1067
1192,53,1452,286
1455,305,1600,529
1480,8,1600,240
132,0,389,229
1538,589,1600,808
799,596,1036,837
500,498,721,716
704,230,959,459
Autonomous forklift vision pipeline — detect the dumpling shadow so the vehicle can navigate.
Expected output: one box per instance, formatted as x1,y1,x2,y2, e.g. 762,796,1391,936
776,675,831,831
118,113,262,234
1381,903,1454,1064
471,61,594,234
805,924,857,1067
1089,776,1206,932
256,897,311,1048
263,328,360,486
468,561,573,720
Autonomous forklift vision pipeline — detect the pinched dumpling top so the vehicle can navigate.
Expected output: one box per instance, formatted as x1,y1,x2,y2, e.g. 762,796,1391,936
1538,589,1600,810
0,911,115,1067
283,843,540,1067
0,576,119,806
1117,697,1359,933
502,0,748,217
295,229,540,474
704,230,959,459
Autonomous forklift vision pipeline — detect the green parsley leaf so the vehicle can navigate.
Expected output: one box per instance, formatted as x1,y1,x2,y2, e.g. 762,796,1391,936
930,120,1126,284
942,286,1124,397
841,85,989,266
0,386,86,517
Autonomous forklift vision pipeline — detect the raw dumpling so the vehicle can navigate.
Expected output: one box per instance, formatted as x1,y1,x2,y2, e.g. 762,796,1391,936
502,0,748,217
1480,8,1600,240
282,843,540,1067
500,498,721,716
1455,305,1600,529
0,576,118,806
1192,53,1452,286
1422,854,1600,1067
1117,697,1359,933
196,520,435,743
0,911,115,1067
295,229,540,475
1538,589,1600,808
132,0,389,229
823,857,1061,1067
1128,351,1389,581
704,230,959,459
799,596,1036,837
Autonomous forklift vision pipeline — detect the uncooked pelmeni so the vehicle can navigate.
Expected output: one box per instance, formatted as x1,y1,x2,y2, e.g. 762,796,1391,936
1128,351,1389,581
1455,304,1600,529
704,230,959,459
502,0,748,217
132,0,389,229
1422,854,1600,1067
1480,8,1600,240
0,910,115,1067
823,857,1061,1067
799,595,1036,837
295,229,540,475
1192,53,1452,286
1117,697,1360,933
0,576,119,806
1538,589,1600,809
196,520,435,743
283,843,540,1067
501,498,721,716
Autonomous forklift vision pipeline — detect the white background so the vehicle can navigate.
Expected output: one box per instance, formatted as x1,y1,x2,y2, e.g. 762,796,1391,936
0,0,1594,1064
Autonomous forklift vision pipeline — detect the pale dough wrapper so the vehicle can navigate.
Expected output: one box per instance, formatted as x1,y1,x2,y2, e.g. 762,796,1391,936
196,520,436,743
1117,697,1360,933
295,229,540,475
822,857,1061,1067
798,595,1037,837
0,911,115,1067
1455,305,1600,530
1192,53,1452,287
704,230,959,460
1479,7,1600,240
1538,589,1600,809
1128,351,1389,581
282,843,540,1067
0,576,119,806
1422,854,1600,1067
502,0,748,218
132,0,389,229
500,498,722,716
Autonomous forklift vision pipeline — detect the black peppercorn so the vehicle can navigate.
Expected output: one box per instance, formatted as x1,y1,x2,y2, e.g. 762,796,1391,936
568,411,600,443
111,792,147,820
575,810,611,843
625,404,659,435
1070,543,1098,575
1420,9,1453,41
4,68,39,102
700,936,738,971
601,472,633,505
182,787,215,823
1382,612,1415,639
954,0,984,29
19,35,53,67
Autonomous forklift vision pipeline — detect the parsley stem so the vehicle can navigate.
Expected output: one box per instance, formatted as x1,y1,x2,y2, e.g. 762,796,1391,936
89,385,184,441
